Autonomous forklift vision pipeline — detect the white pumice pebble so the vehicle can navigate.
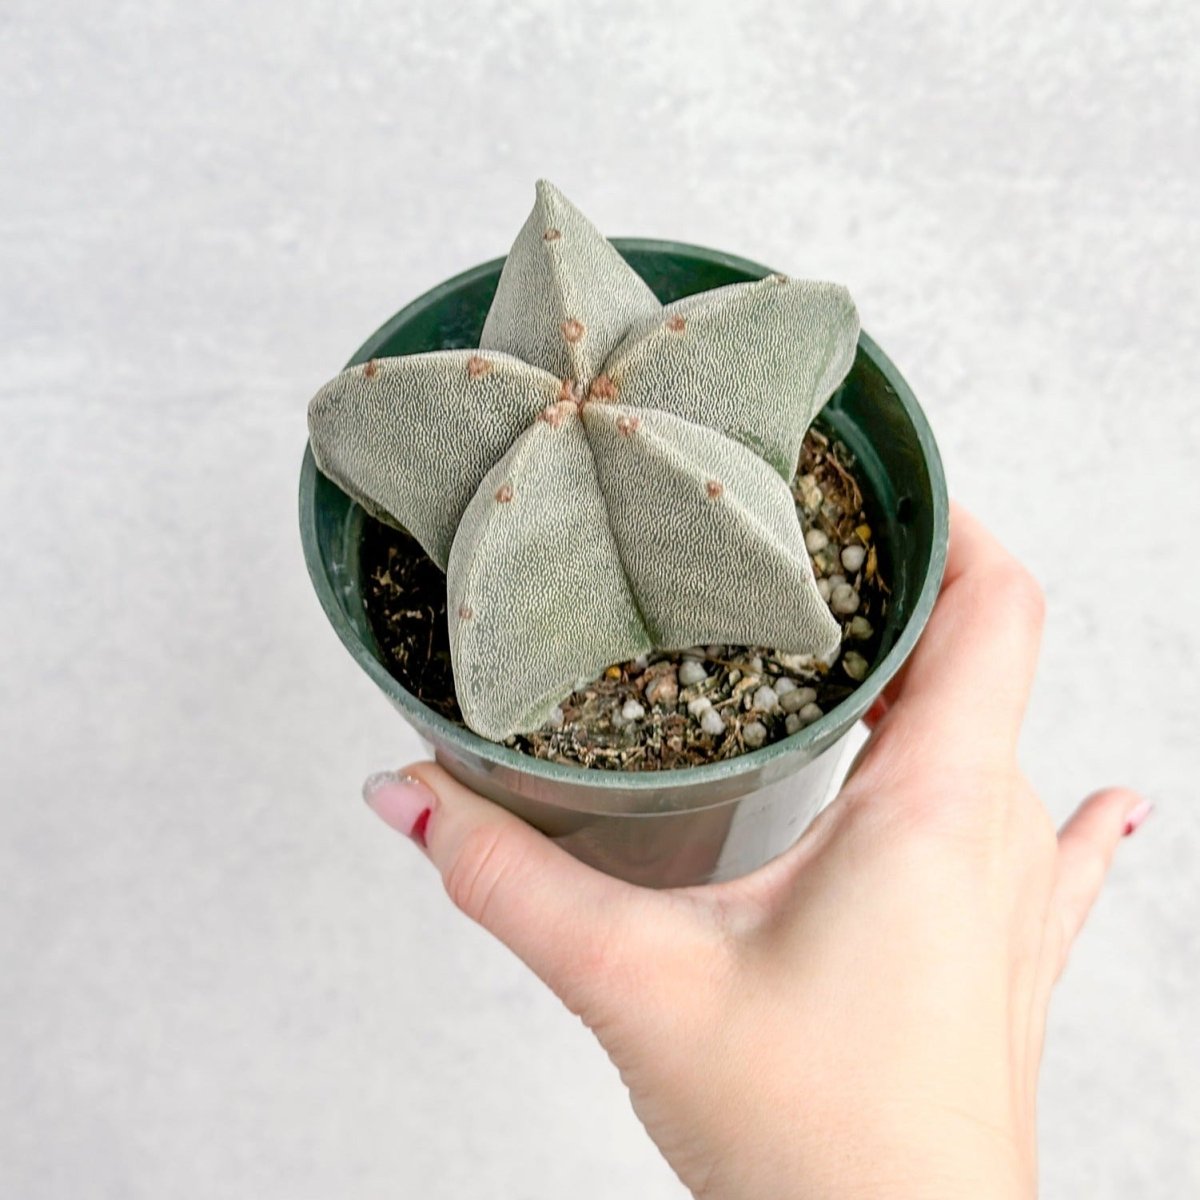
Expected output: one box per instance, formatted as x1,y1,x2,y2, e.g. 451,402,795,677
742,720,768,748
831,583,860,615
700,707,726,737
785,713,803,735
679,660,708,686
687,696,713,716
621,699,646,721
705,644,726,658
780,686,818,713
775,677,798,695
848,615,873,640
828,574,846,590
799,702,824,724
727,668,742,685
633,653,649,670
841,544,866,573
749,655,764,672
804,528,829,553
817,578,833,602
842,651,869,681
797,474,823,511
752,685,779,711
545,706,565,729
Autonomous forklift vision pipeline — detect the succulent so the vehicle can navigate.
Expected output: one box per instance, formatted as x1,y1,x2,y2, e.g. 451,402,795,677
308,181,860,741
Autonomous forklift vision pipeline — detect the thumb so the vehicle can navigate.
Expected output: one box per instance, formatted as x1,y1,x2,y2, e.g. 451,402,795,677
1050,787,1152,976
362,762,655,1015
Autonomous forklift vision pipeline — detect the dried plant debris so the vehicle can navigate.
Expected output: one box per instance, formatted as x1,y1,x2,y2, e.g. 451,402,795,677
360,425,889,771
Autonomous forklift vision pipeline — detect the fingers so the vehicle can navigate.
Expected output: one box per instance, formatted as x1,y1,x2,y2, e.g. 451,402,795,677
362,763,660,1014
873,503,1046,764
1050,788,1151,972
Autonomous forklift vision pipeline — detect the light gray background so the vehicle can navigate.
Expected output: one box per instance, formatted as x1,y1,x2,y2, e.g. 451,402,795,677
3,2,1197,1196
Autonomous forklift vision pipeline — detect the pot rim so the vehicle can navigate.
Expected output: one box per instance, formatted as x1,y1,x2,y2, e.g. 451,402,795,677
299,237,949,792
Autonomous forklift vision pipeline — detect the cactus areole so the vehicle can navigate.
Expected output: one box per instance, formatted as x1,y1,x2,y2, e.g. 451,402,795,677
307,181,862,742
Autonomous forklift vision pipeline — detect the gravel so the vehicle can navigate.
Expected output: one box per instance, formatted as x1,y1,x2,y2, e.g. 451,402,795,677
830,583,860,615
842,651,869,681
679,660,708,686
621,699,646,721
752,684,779,711
848,615,873,640
796,474,822,510
799,702,823,724
804,528,829,553
700,707,725,737
687,695,713,716
742,720,768,748
780,686,818,713
644,671,679,706
841,544,866,573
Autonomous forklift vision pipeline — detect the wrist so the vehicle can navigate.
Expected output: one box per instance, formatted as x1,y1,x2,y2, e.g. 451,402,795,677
806,1121,1034,1200
693,1106,1035,1200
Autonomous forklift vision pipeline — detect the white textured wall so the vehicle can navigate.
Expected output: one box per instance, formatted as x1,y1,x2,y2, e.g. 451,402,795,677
2,2,1197,1196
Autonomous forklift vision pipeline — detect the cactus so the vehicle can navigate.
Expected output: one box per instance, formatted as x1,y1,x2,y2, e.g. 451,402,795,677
308,181,861,742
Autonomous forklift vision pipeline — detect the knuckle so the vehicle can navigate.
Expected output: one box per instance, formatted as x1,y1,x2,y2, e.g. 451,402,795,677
443,824,513,928
988,561,1046,630
880,765,1021,845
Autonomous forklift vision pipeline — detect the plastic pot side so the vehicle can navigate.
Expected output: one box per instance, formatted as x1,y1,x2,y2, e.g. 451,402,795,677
300,239,949,887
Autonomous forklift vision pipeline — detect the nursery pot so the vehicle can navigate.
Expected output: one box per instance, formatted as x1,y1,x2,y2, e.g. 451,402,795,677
300,240,948,888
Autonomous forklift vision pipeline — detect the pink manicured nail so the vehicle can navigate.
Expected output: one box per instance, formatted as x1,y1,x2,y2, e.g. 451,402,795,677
362,771,436,846
1122,799,1154,837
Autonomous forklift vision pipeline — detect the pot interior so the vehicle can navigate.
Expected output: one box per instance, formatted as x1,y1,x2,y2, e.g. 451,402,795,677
300,240,946,790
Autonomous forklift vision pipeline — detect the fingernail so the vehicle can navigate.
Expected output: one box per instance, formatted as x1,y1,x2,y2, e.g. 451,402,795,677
1122,799,1154,837
362,771,436,846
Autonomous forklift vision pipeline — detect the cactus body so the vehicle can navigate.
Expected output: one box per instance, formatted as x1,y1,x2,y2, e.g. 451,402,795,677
308,181,861,741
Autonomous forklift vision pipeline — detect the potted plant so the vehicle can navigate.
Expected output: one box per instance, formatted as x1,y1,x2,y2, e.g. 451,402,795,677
299,181,948,887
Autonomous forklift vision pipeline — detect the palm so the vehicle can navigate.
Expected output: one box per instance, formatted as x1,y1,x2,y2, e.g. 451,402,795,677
386,504,1145,1200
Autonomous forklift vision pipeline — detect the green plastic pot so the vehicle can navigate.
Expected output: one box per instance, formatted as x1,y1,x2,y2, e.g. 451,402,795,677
300,240,949,887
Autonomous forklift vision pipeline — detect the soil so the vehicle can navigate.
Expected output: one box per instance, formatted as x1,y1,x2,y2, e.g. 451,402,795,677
359,424,889,771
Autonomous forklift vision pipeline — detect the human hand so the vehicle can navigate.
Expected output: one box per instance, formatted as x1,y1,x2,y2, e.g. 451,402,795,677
362,504,1150,1200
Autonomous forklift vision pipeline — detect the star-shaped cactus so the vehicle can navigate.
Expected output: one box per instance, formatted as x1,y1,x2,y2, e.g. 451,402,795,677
308,181,860,741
